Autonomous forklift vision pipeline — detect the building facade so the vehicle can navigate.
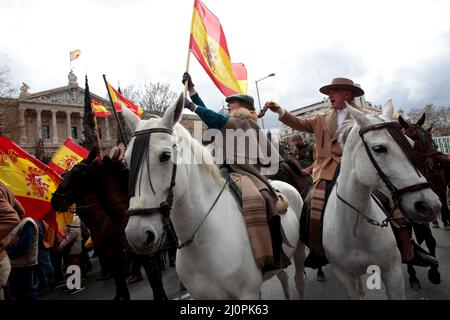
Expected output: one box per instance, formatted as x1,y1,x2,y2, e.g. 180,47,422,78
0,71,205,161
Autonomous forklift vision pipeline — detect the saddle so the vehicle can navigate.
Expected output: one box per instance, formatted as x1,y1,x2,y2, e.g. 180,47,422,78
226,171,291,271
228,173,289,215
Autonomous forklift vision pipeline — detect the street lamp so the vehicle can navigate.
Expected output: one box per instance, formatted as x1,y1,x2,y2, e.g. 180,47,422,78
255,73,275,129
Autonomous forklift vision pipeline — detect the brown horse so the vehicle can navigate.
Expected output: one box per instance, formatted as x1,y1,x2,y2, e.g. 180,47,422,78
399,114,449,228
399,113,449,289
51,147,167,300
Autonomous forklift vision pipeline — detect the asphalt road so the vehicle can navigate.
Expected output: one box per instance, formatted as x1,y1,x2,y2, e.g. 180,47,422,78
40,225,450,300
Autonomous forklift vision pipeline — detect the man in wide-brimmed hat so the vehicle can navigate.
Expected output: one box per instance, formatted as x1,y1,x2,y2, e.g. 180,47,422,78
264,77,437,270
264,77,364,268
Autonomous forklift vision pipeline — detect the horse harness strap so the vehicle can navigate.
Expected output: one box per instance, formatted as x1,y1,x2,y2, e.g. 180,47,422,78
336,181,392,227
127,127,229,249
172,176,230,249
336,122,433,227
359,122,432,209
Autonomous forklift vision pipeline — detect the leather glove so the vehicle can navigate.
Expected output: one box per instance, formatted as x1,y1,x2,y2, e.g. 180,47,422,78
184,98,196,112
182,72,195,91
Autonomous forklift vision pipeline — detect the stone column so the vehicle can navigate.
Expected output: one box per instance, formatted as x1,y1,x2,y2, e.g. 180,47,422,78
104,117,111,141
51,110,58,144
66,111,72,138
79,112,84,140
19,109,26,144
36,109,42,140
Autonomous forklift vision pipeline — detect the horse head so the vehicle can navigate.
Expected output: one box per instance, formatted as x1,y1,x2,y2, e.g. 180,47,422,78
51,147,98,212
123,93,188,254
339,101,440,223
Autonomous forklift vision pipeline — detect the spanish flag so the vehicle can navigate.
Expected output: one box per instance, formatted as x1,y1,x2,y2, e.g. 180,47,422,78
0,136,69,234
232,63,248,94
70,49,81,61
105,81,144,118
189,0,244,96
91,98,111,117
48,138,89,175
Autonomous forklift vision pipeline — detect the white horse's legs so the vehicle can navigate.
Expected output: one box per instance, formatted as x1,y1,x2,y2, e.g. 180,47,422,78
333,266,362,299
276,270,290,300
381,264,405,300
293,241,306,300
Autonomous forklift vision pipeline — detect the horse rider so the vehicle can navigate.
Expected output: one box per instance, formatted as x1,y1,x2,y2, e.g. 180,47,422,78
290,134,315,176
182,72,289,272
263,77,436,269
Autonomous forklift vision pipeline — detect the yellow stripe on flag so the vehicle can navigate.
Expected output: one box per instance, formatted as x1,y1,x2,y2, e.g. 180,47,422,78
191,9,242,94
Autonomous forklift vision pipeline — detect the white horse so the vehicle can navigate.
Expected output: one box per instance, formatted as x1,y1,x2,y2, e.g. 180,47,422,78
323,100,441,299
123,94,306,300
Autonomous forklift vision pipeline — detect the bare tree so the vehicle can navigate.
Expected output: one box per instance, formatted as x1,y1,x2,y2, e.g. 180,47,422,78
407,104,450,137
0,54,16,98
123,80,177,117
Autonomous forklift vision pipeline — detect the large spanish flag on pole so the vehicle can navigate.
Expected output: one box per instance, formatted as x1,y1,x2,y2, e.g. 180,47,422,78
189,0,244,96
0,136,70,234
48,138,89,175
105,81,144,118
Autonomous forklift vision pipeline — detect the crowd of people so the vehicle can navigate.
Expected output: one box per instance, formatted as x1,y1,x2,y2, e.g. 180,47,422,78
0,73,443,300
0,181,175,301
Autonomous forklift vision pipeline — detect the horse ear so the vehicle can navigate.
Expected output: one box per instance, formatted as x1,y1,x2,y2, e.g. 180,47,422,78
87,147,98,164
398,115,409,129
346,102,370,128
122,104,141,134
381,99,394,122
427,124,433,132
161,92,184,129
416,113,426,127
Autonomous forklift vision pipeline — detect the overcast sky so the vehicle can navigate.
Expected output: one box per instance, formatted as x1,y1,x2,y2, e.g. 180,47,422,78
1,0,449,128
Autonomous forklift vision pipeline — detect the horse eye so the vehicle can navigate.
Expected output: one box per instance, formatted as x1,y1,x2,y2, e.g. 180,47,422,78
160,151,171,162
372,145,387,153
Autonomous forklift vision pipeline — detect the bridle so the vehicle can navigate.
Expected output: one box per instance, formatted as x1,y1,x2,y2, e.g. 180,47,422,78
126,127,228,249
336,121,432,227
53,162,129,232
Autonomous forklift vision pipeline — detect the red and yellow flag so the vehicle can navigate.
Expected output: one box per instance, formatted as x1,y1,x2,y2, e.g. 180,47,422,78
232,63,248,94
189,0,244,96
70,49,81,61
0,136,67,234
105,82,144,118
48,138,89,175
91,98,111,117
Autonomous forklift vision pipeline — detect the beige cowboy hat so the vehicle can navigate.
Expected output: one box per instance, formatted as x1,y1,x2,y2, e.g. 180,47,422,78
319,78,364,97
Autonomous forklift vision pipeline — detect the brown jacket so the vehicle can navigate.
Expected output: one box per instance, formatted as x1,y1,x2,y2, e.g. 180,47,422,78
219,108,280,197
0,181,22,261
280,106,359,182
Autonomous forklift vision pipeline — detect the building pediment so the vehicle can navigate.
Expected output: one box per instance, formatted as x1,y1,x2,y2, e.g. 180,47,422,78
19,85,109,107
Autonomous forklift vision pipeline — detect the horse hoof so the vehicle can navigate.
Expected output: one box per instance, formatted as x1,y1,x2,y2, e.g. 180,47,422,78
316,270,326,282
428,268,441,284
409,278,421,291
431,222,439,228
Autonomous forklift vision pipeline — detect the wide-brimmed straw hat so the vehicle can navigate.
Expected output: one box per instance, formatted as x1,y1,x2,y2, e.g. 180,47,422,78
319,78,364,97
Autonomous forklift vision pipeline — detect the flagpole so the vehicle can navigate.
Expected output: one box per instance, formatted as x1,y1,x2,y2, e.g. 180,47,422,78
184,0,196,103
93,116,104,159
103,74,128,147
184,51,191,102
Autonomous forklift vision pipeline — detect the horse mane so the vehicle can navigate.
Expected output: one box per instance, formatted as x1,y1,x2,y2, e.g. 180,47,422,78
173,122,225,186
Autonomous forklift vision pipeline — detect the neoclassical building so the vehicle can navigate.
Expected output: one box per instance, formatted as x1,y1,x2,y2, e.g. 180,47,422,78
0,71,204,159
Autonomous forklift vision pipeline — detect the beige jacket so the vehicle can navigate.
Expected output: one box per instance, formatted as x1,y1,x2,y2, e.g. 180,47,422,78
280,106,359,182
